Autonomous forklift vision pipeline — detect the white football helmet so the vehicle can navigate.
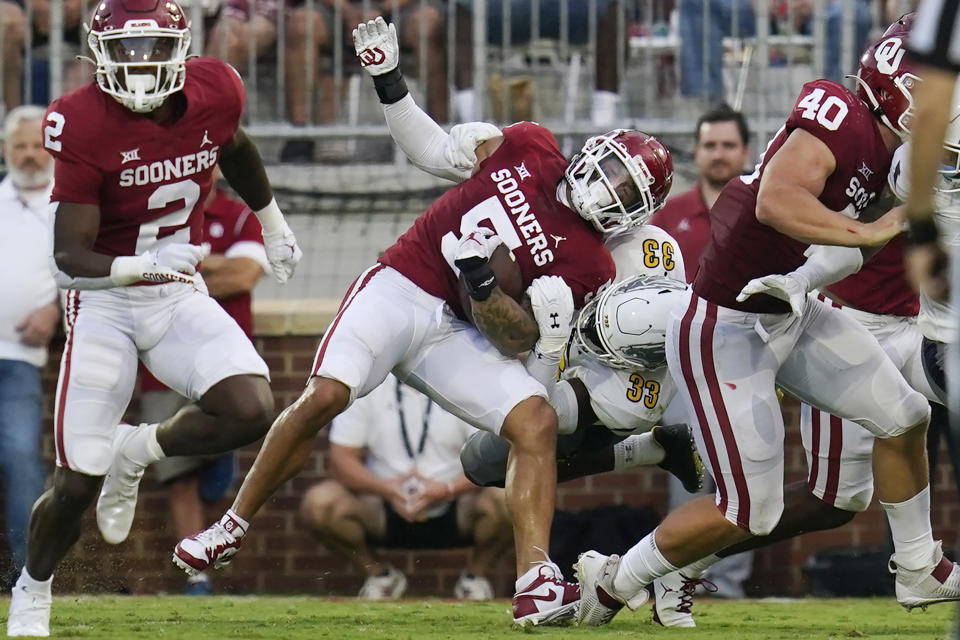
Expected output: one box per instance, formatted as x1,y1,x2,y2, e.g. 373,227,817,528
573,275,688,370
87,0,192,113
561,129,673,234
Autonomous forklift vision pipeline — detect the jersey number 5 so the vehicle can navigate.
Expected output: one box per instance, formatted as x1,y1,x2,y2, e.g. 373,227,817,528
440,196,523,275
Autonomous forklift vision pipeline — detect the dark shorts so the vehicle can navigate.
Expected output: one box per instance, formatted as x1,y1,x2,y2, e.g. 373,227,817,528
377,500,472,550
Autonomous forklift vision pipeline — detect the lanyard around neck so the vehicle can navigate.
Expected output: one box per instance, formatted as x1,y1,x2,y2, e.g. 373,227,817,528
396,378,432,460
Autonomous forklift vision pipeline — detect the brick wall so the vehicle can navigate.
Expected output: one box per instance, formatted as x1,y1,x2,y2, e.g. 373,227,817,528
2,333,957,598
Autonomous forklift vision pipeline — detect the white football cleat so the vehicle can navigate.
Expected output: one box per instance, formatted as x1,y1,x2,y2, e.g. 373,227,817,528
7,575,52,637
358,566,407,600
512,554,580,626
891,542,960,610
96,424,147,545
573,550,648,626
652,569,717,627
173,513,246,576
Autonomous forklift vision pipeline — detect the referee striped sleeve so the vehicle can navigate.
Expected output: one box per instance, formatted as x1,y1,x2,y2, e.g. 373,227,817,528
908,0,960,72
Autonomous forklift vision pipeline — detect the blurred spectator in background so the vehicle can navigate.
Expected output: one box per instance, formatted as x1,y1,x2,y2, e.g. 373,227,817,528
205,0,279,73
652,104,754,597
300,373,512,600
0,1,26,113
775,0,872,83
679,0,870,102
651,104,751,281
141,175,268,595
0,105,58,586
281,0,450,162
455,0,624,127
678,0,754,102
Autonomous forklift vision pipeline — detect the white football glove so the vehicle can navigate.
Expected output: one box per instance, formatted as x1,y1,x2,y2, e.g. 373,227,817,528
353,17,400,77
155,242,209,275
109,243,209,287
263,220,303,284
527,275,574,355
446,122,503,176
736,272,810,317
454,227,503,266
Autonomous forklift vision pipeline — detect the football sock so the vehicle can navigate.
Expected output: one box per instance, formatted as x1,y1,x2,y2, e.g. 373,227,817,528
613,433,664,470
123,423,165,467
18,567,52,594
590,90,619,127
680,554,721,578
881,485,937,571
223,509,249,537
614,529,678,596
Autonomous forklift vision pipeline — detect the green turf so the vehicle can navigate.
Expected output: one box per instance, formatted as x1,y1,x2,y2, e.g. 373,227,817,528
2,596,954,639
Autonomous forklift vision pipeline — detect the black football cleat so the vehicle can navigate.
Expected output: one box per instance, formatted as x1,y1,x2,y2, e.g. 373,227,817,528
652,423,704,493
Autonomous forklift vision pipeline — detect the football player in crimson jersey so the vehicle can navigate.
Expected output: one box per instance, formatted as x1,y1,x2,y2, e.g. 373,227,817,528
574,15,960,627
6,0,302,636
174,16,671,627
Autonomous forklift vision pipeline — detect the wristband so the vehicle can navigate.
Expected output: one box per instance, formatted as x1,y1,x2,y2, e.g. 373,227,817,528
255,197,285,236
907,216,939,245
461,261,497,301
372,67,409,105
445,481,456,499
109,254,149,286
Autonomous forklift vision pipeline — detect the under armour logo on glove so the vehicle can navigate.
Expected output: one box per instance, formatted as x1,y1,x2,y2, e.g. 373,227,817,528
550,313,560,329
359,47,386,67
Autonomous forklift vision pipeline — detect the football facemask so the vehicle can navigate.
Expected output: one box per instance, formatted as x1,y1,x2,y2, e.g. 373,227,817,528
563,129,672,234
88,2,191,113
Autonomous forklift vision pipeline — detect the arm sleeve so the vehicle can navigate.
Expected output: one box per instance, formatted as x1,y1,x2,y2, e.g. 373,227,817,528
794,243,865,290
383,94,501,183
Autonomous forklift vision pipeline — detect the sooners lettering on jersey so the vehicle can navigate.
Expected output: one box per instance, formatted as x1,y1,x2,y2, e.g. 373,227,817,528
693,80,892,313
379,122,615,318
44,57,244,257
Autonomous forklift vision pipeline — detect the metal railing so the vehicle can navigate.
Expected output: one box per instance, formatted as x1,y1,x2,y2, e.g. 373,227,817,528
15,0,913,148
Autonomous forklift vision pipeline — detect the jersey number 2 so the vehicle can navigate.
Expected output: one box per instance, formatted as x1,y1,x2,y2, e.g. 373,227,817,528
135,180,201,254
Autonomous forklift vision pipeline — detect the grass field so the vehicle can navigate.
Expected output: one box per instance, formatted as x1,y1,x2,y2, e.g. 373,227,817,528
2,596,955,640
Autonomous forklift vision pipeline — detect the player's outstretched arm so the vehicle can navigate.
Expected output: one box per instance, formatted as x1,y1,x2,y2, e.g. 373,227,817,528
353,16,502,182
219,127,303,283
51,202,204,289
756,129,899,247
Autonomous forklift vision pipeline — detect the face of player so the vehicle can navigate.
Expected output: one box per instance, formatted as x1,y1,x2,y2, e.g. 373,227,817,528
4,118,52,190
106,36,176,89
694,121,749,190
596,156,642,212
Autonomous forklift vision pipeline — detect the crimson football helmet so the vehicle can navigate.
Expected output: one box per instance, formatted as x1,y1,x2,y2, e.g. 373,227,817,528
562,129,673,234
87,0,191,113
852,13,920,140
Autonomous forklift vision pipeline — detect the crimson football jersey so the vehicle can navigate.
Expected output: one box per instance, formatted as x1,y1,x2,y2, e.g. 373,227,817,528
693,80,893,313
379,122,615,318
44,57,244,258
825,234,918,316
